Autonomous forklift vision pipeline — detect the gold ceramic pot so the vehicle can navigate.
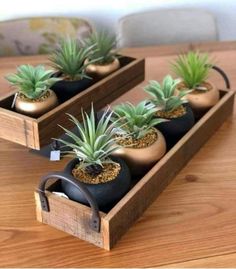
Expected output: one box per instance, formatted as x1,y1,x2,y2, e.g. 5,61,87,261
15,90,58,118
85,57,120,78
112,129,166,177
178,81,220,116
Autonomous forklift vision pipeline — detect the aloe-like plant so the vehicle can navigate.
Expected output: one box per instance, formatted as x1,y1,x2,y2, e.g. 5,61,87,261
6,64,60,99
171,51,213,90
50,38,99,81
111,101,166,139
84,31,117,65
55,106,120,171
145,75,191,112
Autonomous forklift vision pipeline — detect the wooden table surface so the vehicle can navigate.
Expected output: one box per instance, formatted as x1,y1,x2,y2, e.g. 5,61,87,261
0,41,236,268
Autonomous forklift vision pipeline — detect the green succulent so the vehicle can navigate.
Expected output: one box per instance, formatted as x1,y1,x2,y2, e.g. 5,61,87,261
111,101,166,139
6,64,60,100
55,105,120,169
49,38,99,81
171,51,213,90
84,31,117,65
145,75,191,112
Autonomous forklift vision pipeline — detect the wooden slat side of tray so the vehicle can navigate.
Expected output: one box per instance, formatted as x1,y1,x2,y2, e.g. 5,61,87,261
0,91,40,148
37,58,145,148
0,107,38,148
104,89,235,250
93,72,145,111
34,191,107,248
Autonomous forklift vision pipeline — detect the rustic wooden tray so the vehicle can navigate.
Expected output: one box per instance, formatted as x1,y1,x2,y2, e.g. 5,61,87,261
0,56,145,150
34,89,235,250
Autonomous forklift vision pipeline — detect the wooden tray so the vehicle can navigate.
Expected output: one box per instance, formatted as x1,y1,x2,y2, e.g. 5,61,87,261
34,89,235,250
0,56,145,150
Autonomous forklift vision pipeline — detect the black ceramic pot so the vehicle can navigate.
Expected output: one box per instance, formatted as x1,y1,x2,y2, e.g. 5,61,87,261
61,156,131,208
156,104,195,149
51,74,93,103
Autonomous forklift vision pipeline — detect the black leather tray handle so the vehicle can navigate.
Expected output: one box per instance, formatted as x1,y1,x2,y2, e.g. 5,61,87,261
37,171,101,232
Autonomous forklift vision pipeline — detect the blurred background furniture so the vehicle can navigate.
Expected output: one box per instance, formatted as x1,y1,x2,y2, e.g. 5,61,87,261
117,9,218,48
0,17,93,56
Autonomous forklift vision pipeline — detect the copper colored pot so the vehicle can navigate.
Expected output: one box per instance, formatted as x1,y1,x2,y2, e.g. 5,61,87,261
112,129,166,177
15,89,58,118
178,81,220,117
85,57,120,78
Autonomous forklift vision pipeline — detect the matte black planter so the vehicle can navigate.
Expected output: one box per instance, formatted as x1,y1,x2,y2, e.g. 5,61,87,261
51,75,93,103
62,156,131,208
156,104,195,149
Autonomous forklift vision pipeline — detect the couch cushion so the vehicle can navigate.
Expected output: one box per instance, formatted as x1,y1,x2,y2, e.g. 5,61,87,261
0,17,93,56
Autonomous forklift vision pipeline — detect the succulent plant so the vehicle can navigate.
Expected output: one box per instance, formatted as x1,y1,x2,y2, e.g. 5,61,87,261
55,105,120,171
171,51,213,90
84,31,117,65
145,75,191,112
111,101,166,139
6,64,60,100
49,38,99,81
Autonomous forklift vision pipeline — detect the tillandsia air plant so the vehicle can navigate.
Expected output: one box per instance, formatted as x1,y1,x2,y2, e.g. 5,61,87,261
171,51,213,90
6,64,60,99
111,101,166,140
84,31,117,64
55,105,120,175
49,38,99,81
110,101,167,176
57,106,131,207
144,75,191,112
145,75,195,148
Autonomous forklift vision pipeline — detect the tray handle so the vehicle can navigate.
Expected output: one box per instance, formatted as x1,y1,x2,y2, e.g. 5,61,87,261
211,65,230,89
37,171,101,232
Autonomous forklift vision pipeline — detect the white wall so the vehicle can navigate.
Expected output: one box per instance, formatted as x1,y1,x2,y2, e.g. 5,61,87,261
1,0,236,40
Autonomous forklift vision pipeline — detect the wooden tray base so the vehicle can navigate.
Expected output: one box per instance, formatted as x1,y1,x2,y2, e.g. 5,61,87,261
35,89,235,250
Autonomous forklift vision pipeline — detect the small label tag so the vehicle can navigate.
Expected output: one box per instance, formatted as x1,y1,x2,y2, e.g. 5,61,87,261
11,93,18,109
52,191,69,199
50,150,61,161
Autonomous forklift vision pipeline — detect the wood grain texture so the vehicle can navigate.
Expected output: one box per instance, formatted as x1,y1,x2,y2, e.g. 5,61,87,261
35,191,107,248
35,89,234,250
0,92,39,148
162,253,236,268
122,40,236,58
0,41,236,267
105,90,235,250
37,58,145,148
0,57,145,150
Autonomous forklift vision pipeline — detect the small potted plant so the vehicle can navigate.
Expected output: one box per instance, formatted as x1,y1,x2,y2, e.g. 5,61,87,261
49,38,99,103
145,75,195,148
171,51,219,117
6,64,60,118
55,105,131,208
84,31,120,78
111,101,167,177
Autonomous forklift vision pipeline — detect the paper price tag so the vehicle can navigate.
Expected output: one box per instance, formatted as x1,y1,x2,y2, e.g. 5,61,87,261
11,93,18,109
52,191,69,199
50,150,61,161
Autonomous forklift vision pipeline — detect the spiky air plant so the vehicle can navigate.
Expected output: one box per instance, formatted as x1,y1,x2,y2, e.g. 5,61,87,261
110,101,167,177
49,38,99,81
171,51,213,90
144,75,191,112
84,31,117,64
111,100,166,140
55,105,120,176
6,64,60,99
